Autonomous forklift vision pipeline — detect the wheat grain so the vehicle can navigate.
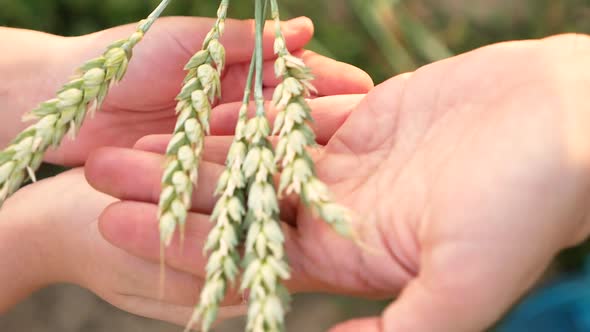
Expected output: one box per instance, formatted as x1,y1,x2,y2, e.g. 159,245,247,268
0,0,173,207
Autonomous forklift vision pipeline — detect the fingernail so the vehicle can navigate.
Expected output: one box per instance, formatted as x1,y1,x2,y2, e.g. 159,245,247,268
286,16,312,31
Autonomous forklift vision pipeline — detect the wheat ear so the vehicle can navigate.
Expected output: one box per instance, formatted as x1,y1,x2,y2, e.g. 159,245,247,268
270,0,353,237
157,0,228,249
241,1,291,331
0,0,173,207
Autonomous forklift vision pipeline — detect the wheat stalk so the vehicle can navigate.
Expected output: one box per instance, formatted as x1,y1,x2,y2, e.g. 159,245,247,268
186,26,255,332
269,0,353,238
157,0,228,250
0,0,173,207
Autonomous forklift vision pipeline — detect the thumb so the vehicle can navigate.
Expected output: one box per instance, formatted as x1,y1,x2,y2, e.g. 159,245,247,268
330,251,555,332
331,278,495,332
329,278,504,332
324,73,412,157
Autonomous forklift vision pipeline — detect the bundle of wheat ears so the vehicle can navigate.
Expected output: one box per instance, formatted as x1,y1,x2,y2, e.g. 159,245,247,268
0,0,354,331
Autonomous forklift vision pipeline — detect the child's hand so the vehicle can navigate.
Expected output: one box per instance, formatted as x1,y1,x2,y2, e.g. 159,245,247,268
0,169,246,327
0,17,373,166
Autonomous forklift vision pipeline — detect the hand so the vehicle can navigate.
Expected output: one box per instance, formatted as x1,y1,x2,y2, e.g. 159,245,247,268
0,17,372,166
84,33,590,331
0,169,249,327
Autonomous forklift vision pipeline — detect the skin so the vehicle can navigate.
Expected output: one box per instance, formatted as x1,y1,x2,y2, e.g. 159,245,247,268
0,169,250,326
86,33,590,331
0,17,372,326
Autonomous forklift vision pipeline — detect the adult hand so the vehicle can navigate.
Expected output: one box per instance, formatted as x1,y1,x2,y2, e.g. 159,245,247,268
0,17,372,166
0,169,247,327
85,33,590,331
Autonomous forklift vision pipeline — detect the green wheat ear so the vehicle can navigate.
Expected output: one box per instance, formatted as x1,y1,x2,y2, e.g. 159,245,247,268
157,0,228,252
0,0,173,207
270,0,354,238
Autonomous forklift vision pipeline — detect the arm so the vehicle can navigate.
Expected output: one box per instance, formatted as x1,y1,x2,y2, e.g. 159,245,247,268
0,169,88,312
0,204,52,311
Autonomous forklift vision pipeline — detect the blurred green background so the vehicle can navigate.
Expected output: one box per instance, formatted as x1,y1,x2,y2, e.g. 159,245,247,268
1,0,590,331
2,0,589,83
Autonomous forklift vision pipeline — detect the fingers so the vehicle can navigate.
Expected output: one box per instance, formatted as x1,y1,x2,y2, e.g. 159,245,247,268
212,95,363,143
326,73,412,158
220,50,373,102
85,148,223,214
135,135,324,166
135,136,235,164
329,254,552,332
99,201,212,277
329,279,479,332
107,249,203,307
77,17,313,110
107,270,248,329
132,93,364,159
98,202,245,308
213,94,362,142
86,146,301,222
86,16,313,64
329,318,382,332
221,17,314,63
293,50,374,95
109,292,246,330
133,93,356,153
94,202,245,309
99,201,311,294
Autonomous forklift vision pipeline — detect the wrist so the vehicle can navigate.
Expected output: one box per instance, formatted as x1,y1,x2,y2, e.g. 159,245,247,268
0,28,74,147
0,199,60,311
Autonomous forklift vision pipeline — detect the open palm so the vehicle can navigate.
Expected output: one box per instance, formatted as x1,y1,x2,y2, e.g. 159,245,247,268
85,34,590,331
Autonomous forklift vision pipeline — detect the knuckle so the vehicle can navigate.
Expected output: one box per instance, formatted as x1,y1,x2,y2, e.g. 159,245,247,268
536,33,590,77
542,33,590,58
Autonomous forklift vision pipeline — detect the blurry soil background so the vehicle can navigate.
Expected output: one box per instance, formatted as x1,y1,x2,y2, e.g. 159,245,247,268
1,0,590,331
0,286,385,332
